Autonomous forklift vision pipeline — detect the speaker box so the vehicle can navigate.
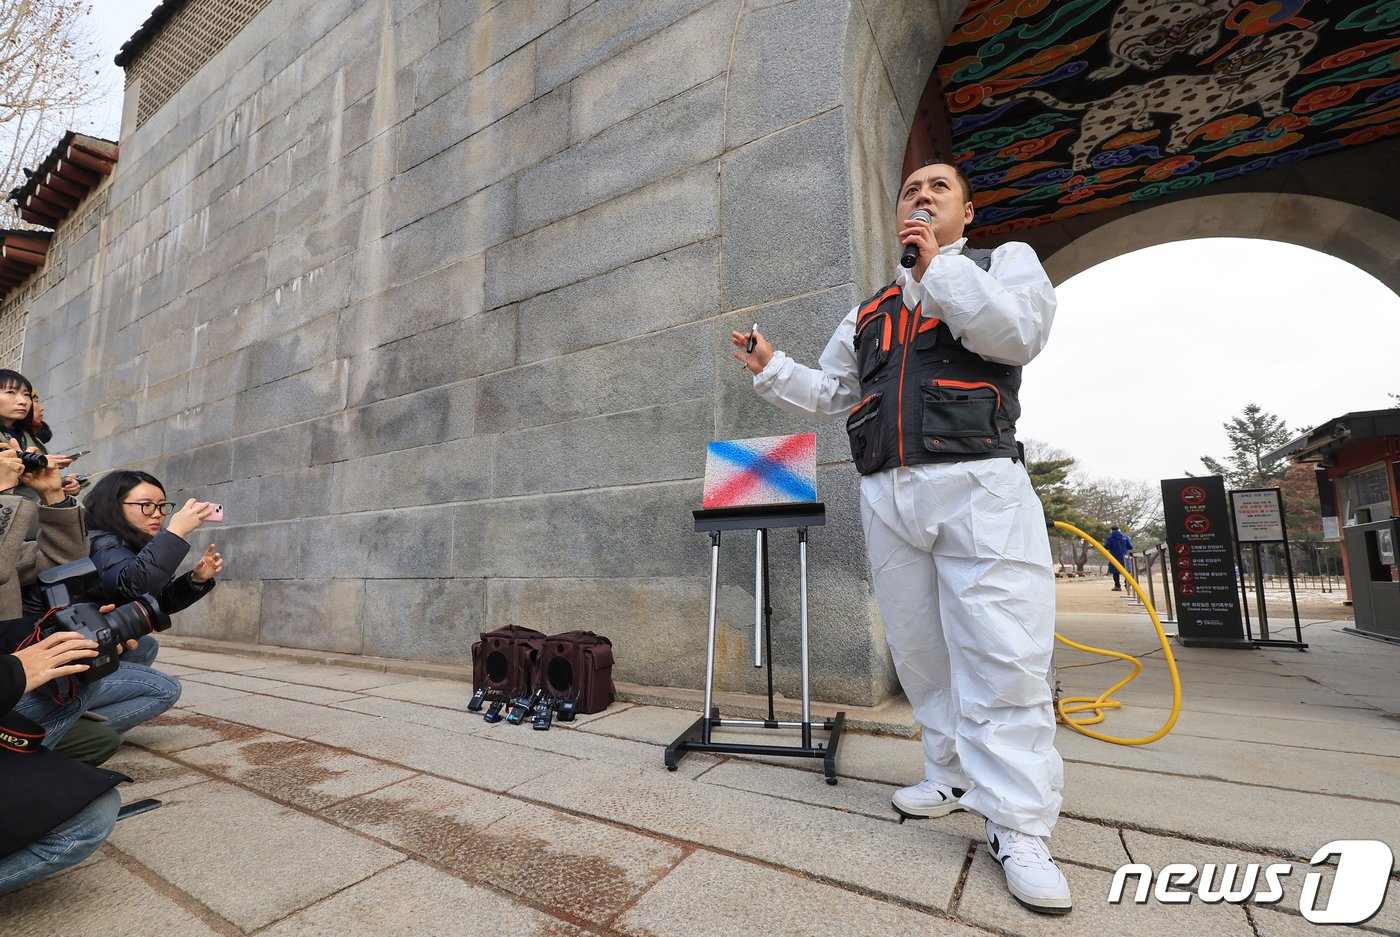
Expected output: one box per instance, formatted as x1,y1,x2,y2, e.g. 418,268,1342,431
471,625,545,695
536,630,615,714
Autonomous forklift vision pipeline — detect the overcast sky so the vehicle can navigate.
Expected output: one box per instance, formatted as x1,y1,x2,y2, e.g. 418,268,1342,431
79,8,1400,491
79,2,152,139
1018,238,1400,485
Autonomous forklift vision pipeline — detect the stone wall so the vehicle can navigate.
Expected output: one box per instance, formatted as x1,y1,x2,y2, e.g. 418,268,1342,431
14,0,968,705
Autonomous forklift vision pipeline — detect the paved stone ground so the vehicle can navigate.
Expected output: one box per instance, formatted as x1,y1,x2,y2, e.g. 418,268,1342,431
3,612,1398,937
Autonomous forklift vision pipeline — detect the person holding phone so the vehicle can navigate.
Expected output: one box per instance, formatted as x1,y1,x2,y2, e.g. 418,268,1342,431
73,471,222,733
28,394,87,497
0,370,78,533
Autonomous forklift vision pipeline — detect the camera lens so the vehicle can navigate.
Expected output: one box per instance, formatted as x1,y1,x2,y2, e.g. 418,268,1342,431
103,594,171,645
17,451,46,472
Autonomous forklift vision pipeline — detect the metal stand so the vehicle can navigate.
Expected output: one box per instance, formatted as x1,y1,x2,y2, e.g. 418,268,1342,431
664,502,845,784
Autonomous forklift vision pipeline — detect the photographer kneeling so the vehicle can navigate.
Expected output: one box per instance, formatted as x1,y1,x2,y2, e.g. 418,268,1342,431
0,631,125,893
71,472,222,733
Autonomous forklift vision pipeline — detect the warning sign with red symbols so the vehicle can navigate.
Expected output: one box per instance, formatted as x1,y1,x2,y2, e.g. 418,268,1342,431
1160,476,1246,646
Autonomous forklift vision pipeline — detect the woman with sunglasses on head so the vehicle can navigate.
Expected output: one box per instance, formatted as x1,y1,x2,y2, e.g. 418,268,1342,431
70,472,222,734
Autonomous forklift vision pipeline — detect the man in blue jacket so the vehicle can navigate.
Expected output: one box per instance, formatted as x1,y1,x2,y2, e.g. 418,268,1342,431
1104,524,1133,591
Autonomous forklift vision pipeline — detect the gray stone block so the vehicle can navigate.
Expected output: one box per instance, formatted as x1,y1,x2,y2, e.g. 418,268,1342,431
258,856,590,937
476,316,713,433
232,359,349,437
141,329,195,387
516,78,724,234
258,463,342,520
494,397,712,497
411,25,535,130
179,732,418,810
346,306,516,408
486,162,717,308
390,0,439,69
568,0,737,142
310,380,477,464
162,439,236,488
187,349,250,404
861,0,948,123
375,180,513,294
108,779,400,932
260,579,367,653
517,239,718,364
361,578,485,663
246,312,341,388
720,109,853,308
163,397,237,453
398,68,565,186
616,851,959,937
172,578,263,643
449,0,569,73
204,520,309,580
0,857,223,937
267,196,368,289
340,253,486,354
187,206,278,307
335,436,494,513
135,372,190,426
300,5,387,108
179,475,260,530
452,481,708,579
725,0,845,149
512,760,969,913
232,422,316,479
300,506,455,579
102,420,165,471
536,0,716,90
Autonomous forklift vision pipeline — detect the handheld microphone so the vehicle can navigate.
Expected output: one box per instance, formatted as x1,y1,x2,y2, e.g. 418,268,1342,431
900,209,932,269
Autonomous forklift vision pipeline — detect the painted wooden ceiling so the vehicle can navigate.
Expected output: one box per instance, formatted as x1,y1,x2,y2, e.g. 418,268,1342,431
938,0,1400,238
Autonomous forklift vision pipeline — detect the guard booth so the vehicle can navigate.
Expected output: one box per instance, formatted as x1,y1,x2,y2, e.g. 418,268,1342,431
1266,409,1400,643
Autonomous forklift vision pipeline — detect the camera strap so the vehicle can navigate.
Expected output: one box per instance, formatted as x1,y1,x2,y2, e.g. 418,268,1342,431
0,710,47,755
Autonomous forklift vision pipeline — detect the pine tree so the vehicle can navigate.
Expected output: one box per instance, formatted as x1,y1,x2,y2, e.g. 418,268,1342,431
1199,403,1293,490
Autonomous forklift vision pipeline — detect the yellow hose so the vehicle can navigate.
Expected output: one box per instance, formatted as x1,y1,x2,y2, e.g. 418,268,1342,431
1050,520,1183,746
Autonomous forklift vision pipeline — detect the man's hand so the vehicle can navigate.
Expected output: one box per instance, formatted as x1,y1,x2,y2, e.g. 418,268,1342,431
898,214,940,281
731,328,774,375
13,631,98,691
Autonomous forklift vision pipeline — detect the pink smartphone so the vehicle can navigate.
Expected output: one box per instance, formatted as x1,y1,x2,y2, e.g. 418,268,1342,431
206,504,224,522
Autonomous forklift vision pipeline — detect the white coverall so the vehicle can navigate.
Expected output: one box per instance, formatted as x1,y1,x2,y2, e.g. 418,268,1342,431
752,238,1063,836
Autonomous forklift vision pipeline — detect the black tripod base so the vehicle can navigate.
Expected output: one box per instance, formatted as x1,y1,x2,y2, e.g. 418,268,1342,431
664,709,846,785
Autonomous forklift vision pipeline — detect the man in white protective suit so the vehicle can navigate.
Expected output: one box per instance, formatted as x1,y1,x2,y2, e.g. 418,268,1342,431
729,161,1071,915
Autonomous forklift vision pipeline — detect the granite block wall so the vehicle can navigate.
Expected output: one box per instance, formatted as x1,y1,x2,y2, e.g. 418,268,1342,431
13,0,966,705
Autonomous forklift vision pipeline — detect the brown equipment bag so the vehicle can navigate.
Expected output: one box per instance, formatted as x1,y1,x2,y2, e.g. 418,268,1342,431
471,625,546,694
536,630,615,714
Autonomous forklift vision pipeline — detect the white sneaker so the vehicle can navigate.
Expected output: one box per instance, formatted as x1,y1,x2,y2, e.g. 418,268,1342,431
891,779,966,820
985,820,1072,914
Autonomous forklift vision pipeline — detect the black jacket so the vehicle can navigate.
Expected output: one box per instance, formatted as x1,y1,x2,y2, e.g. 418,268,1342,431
87,529,215,612
1,649,127,856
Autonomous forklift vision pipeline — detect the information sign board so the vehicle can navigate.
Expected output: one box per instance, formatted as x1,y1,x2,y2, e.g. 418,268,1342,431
1161,476,1248,647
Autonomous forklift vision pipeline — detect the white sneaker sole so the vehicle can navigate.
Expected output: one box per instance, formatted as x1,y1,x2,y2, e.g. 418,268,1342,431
890,795,965,820
1005,884,1073,916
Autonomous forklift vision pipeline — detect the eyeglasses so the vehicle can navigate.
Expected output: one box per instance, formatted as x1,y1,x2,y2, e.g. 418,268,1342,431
123,500,176,517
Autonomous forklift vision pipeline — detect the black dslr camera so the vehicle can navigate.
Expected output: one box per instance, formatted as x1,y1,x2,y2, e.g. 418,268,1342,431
37,558,171,683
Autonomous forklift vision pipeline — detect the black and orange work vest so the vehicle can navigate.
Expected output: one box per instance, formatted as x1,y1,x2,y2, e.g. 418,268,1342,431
845,249,1023,475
